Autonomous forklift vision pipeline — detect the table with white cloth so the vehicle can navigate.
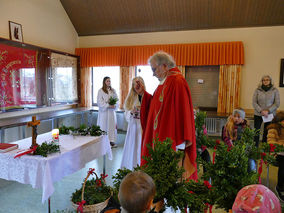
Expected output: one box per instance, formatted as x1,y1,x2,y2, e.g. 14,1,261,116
0,132,112,203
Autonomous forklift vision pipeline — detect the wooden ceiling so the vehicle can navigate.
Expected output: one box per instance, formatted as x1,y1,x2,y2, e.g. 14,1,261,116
60,0,284,36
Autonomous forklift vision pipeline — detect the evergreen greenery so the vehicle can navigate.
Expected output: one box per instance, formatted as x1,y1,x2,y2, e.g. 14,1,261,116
108,96,118,105
112,138,210,212
71,170,111,205
202,141,258,211
59,124,106,136
33,141,60,157
196,111,284,211
112,111,284,212
143,138,184,202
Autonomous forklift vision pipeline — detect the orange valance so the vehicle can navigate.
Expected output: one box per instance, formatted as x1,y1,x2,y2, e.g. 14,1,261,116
75,41,244,67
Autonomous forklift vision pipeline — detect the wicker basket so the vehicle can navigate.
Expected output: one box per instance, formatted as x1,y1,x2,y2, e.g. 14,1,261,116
71,169,111,213
71,196,111,213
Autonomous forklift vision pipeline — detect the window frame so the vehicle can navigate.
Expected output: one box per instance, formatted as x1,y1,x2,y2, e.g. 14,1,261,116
47,50,80,107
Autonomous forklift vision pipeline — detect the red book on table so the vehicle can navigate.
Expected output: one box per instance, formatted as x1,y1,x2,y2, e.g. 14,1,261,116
0,143,18,153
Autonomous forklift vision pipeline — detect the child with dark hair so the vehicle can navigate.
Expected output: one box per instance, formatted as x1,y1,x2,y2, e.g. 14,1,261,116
267,111,284,202
118,171,156,213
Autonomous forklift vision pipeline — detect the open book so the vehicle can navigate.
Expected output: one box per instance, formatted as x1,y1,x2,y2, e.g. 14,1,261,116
0,143,18,153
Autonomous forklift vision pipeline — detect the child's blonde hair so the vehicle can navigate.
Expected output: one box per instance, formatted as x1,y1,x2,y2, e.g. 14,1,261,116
124,77,145,111
118,171,156,213
225,108,246,140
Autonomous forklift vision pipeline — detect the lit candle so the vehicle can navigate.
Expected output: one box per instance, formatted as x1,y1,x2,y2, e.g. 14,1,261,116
52,129,59,143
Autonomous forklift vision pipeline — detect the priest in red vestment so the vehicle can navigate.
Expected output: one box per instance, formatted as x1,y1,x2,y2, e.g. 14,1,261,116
140,51,197,180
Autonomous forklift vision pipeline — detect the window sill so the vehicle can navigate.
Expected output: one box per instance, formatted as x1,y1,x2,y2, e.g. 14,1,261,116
0,104,78,119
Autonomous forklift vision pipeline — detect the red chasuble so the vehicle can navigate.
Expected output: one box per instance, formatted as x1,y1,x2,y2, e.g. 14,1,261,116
141,67,197,180
140,91,152,140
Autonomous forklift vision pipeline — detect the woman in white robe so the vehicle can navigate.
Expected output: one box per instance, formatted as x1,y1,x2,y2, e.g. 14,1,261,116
120,77,145,170
97,76,118,147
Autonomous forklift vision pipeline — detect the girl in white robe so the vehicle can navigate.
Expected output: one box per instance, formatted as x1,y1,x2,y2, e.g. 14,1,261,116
97,76,118,147
120,77,145,170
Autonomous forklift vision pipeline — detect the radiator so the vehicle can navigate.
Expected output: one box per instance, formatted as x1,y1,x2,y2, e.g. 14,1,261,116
205,118,217,134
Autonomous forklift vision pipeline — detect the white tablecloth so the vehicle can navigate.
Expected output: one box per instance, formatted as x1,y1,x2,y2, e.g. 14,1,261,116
0,133,112,203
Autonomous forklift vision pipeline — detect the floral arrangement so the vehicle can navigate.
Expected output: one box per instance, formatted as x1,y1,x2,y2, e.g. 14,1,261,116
71,168,112,212
59,124,106,136
108,96,118,105
33,141,60,157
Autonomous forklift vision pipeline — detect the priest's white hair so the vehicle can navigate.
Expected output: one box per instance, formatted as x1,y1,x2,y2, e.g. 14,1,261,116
148,51,176,69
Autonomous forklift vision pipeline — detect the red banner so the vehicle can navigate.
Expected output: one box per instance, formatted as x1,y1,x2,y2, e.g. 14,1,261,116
0,43,37,108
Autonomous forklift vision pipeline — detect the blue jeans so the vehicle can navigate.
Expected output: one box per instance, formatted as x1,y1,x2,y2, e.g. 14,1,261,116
248,158,257,173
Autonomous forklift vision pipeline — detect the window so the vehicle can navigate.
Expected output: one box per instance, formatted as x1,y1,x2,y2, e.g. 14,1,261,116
50,52,78,105
19,68,36,106
51,67,78,103
92,66,120,105
136,65,159,95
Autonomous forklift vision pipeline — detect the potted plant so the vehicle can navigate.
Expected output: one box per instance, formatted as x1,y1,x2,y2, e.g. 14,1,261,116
71,168,112,213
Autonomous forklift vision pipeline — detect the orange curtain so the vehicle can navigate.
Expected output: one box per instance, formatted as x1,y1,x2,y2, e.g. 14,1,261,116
80,67,92,107
217,65,241,114
75,42,244,67
119,66,135,109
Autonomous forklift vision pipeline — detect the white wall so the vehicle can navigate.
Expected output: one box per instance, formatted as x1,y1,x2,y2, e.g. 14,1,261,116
0,0,78,53
79,26,284,110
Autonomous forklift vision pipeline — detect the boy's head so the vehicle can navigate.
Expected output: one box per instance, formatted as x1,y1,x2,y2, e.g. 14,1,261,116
118,171,156,213
232,108,245,124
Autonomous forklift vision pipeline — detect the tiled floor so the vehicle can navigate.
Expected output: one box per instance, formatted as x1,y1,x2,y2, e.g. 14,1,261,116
0,133,282,213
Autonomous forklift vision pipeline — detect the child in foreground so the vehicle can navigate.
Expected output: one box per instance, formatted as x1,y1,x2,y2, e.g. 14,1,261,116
118,171,156,213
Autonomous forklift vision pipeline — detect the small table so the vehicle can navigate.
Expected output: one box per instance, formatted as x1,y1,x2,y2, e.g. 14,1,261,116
0,132,112,203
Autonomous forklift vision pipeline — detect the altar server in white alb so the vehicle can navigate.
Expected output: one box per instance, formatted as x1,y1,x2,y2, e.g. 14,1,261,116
97,76,118,148
121,77,145,170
